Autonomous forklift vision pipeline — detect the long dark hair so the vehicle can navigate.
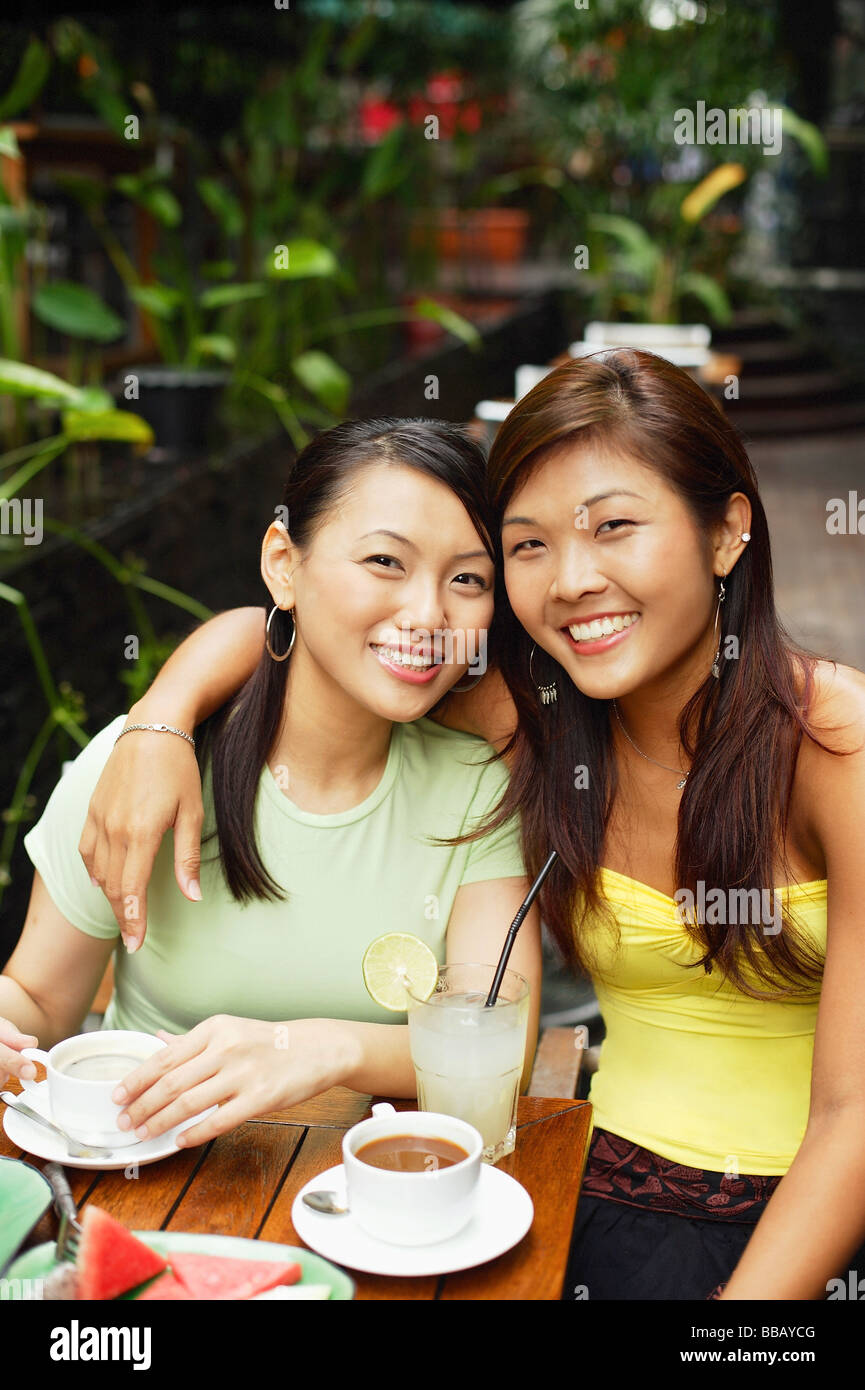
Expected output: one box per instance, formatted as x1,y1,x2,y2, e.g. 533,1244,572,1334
477,349,844,1000
196,417,497,904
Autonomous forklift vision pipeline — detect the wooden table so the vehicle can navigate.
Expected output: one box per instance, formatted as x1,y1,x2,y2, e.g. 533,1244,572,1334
1,1086,592,1300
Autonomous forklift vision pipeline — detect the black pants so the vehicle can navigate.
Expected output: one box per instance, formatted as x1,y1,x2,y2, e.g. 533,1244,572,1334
565,1194,865,1301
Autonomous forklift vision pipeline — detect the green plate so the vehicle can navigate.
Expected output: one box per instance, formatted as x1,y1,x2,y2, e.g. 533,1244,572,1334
3,1230,355,1300
0,1157,53,1275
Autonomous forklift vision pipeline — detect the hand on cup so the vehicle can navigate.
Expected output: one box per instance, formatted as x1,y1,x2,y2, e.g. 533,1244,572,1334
19,1030,166,1147
0,1016,39,1088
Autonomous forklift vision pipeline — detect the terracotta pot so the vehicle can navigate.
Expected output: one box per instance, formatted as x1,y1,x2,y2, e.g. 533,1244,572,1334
411,209,529,265
471,209,530,264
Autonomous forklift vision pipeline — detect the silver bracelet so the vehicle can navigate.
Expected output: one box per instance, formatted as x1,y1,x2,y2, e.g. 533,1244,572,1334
115,722,196,750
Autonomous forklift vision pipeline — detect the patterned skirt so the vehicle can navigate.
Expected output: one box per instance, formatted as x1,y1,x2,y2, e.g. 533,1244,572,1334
565,1125,865,1301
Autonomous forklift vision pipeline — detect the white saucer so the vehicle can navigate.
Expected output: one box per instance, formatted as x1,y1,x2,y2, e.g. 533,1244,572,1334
292,1162,533,1277
2,1080,215,1171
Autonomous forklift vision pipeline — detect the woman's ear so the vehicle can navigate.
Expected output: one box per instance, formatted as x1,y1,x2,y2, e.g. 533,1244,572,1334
713,491,752,576
260,521,301,609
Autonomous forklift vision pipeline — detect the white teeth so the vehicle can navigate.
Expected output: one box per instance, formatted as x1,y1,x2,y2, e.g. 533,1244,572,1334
567,613,639,643
373,645,435,670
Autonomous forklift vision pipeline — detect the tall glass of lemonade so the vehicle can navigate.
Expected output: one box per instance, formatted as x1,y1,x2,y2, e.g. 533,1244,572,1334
406,963,530,1164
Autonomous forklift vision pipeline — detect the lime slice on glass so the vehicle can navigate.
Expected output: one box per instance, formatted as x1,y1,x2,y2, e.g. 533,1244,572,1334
361,933,439,1012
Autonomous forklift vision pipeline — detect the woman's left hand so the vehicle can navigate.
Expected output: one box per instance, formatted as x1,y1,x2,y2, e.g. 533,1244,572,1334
112,1015,355,1146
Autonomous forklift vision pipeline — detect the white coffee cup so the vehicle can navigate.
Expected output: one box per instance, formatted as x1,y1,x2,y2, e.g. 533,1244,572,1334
342,1102,483,1246
20,1030,165,1147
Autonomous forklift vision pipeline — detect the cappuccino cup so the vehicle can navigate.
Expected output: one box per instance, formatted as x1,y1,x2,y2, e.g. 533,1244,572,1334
20,1030,165,1147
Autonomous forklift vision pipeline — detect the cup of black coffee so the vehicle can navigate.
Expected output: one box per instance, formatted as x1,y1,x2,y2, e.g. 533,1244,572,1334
342,1102,483,1245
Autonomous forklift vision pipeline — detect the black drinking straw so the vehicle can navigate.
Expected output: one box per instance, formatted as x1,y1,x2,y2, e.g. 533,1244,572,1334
485,849,559,1007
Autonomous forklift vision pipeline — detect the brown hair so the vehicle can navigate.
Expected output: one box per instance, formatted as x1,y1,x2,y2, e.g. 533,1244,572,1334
478,349,842,999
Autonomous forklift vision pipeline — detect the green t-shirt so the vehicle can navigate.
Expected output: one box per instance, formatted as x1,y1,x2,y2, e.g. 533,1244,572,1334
23,715,524,1034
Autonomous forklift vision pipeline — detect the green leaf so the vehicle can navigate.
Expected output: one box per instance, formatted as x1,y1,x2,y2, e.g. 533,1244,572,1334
778,107,828,177
201,260,237,280
266,239,338,280
130,285,183,320
360,124,409,202
69,385,115,414
56,172,107,214
0,127,21,159
411,297,481,350
192,333,236,363
0,38,51,121
0,358,81,402
32,282,126,343
198,282,266,310
588,214,661,281
114,175,181,228
0,203,40,232
677,271,732,325
475,166,561,203
337,11,378,71
196,177,244,237
61,409,154,444
80,84,131,142
291,350,351,414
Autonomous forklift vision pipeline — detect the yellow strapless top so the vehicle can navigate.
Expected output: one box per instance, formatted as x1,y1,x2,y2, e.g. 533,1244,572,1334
582,867,827,1175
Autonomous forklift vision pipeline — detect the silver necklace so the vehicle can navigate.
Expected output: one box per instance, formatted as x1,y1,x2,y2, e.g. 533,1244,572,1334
612,701,689,790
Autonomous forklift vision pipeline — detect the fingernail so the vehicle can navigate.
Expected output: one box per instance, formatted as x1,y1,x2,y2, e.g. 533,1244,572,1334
113,1085,127,1102
121,933,139,954
20,1062,36,1080
117,1111,131,1130
135,1124,149,1140
90,876,100,888
188,880,202,901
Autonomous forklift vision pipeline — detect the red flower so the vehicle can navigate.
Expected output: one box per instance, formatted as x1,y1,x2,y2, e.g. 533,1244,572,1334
359,97,403,144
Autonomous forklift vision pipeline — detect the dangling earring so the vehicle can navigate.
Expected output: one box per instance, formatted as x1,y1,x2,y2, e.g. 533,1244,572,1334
265,604,296,662
529,644,557,705
710,573,726,679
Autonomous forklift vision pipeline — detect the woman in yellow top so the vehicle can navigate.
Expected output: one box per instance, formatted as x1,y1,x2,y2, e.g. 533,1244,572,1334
75,352,865,1301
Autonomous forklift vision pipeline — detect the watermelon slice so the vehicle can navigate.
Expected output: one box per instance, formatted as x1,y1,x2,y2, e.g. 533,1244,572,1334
135,1271,194,1301
167,1252,302,1300
77,1206,167,1301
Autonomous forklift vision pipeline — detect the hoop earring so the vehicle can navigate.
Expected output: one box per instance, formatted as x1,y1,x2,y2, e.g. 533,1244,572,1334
710,573,726,679
265,604,296,662
450,670,485,694
529,644,557,705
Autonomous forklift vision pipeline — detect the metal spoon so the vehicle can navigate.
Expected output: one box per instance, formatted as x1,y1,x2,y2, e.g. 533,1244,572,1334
302,1190,349,1215
0,1092,120,1160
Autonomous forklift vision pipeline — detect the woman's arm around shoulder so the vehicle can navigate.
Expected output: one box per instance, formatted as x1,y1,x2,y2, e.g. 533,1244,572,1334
80,606,266,948
429,665,518,758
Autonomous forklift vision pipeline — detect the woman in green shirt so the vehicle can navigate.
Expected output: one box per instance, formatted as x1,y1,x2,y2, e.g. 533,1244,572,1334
0,418,541,1148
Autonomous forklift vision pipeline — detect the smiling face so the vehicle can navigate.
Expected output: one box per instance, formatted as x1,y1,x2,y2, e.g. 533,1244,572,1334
262,461,495,723
502,443,726,705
